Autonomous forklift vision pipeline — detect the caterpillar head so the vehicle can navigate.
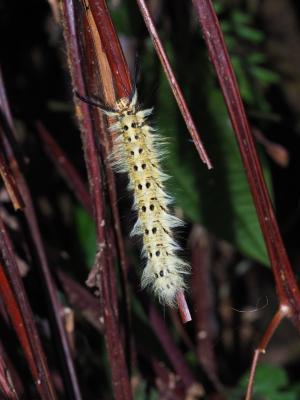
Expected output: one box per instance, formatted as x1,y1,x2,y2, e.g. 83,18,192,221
115,97,130,112
115,90,138,113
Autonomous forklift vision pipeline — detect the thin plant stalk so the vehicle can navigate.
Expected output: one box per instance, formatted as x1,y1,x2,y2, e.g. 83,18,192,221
60,1,133,398
0,69,82,400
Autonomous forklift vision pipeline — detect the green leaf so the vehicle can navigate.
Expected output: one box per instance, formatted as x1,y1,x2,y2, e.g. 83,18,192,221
237,26,264,43
228,364,298,400
269,393,298,400
251,66,280,84
221,21,232,34
246,53,267,65
202,87,271,265
134,381,158,400
223,35,238,50
156,60,271,266
231,10,253,25
110,1,132,36
213,2,225,14
240,364,288,393
157,83,201,223
74,205,96,268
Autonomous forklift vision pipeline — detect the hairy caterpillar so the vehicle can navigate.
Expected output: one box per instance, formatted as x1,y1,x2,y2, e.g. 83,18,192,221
79,90,190,306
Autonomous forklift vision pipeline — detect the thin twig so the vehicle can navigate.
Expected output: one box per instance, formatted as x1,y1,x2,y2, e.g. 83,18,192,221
0,138,24,211
176,291,191,323
135,0,212,170
245,307,288,400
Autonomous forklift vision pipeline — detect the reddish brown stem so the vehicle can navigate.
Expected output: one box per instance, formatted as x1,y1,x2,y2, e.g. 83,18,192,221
176,291,191,323
192,0,300,328
86,0,192,322
0,145,24,211
61,1,132,399
0,342,21,399
0,72,82,399
190,226,222,391
36,121,92,214
0,265,36,382
135,0,212,170
0,220,57,400
0,355,18,399
152,359,186,399
149,304,196,389
245,308,287,400
87,0,132,98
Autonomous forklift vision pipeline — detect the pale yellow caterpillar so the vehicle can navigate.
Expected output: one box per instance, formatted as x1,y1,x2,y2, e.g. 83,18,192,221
79,90,190,306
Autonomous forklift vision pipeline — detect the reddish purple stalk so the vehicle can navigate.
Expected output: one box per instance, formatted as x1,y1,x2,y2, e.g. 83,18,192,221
190,226,222,391
149,305,196,388
191,0,300,397
61,1,132,399
0,68,81,399
135,0,212,170
86,0,193,322
0,220,57,400
192,0,300,325
0,350,18,399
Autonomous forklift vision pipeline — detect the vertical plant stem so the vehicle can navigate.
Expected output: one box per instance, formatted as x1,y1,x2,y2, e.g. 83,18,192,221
245,308,287,400
0,219,57,400
86,0,132,98
0,70,82,400
190,226,222,391
61,1,132,398
191,0,300,328
149,305,196,389
81,3,132,349
86,0,192,321
135,0,212,170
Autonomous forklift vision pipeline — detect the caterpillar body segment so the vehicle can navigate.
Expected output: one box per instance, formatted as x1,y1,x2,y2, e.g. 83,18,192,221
105,91,189,306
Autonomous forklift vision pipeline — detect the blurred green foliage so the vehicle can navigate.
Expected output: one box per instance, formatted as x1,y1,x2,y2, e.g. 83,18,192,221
228,364,300,400
74,205,96,268
217,4,280,114
134,381,158,400
157,67,271,265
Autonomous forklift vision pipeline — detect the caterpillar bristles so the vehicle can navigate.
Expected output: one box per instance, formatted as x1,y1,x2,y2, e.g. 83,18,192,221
105,90,190,307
